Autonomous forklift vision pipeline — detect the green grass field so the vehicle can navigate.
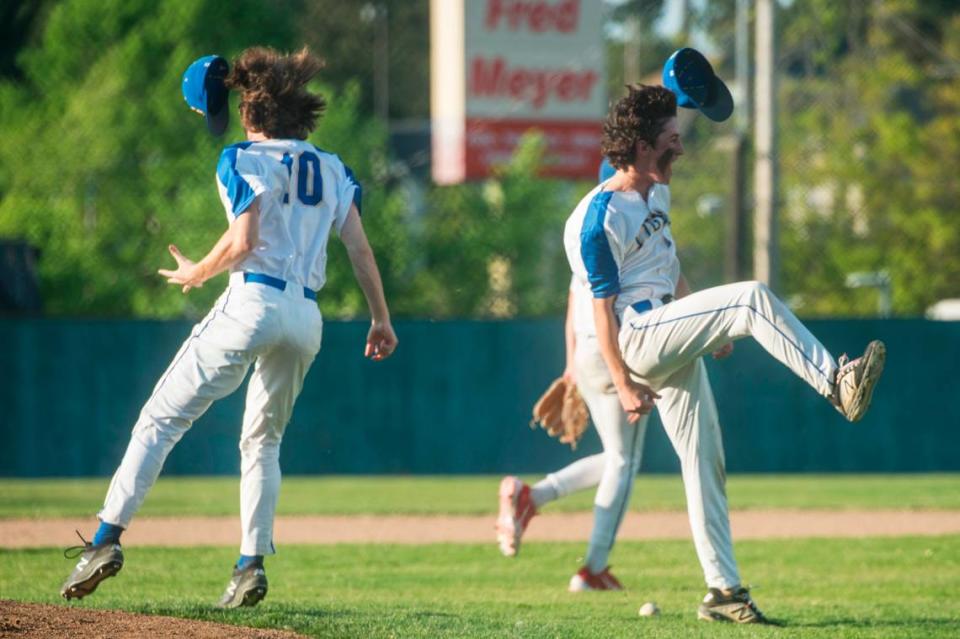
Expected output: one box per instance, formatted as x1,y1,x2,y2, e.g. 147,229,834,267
2,538,958,638
2,474,959,638
2,473,959,518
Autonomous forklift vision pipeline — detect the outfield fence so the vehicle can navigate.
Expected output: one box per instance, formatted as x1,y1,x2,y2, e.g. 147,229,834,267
1,317,957,477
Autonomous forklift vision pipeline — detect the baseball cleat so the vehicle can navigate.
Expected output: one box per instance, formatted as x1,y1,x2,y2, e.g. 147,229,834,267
60,531,124,600
217,564,268,609
568,566,624,592
495,476,537,557
832,340,886,422
698,586,772,624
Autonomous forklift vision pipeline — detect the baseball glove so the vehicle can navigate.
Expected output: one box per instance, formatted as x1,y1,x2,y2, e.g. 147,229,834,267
530,377,589,450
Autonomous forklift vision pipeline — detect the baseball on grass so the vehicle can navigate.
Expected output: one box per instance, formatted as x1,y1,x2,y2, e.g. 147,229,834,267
638,601,660,617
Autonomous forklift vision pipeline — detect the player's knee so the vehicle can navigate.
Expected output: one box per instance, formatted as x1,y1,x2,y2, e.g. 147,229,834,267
602,453,632,478
134,415,190,440
239,433,282,458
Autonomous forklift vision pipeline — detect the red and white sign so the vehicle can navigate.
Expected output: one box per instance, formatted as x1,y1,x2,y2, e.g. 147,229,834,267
431,0,607,182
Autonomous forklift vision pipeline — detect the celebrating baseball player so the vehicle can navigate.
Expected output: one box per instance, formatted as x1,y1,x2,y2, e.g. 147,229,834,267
496,159,649,594
60,46,397,608
501,48,886,624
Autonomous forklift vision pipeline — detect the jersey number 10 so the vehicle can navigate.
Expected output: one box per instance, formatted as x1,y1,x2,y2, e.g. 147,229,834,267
281,151,323,206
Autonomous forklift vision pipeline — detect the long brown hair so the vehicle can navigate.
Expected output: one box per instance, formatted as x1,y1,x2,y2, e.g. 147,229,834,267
226,46,326,139
601,85,677,170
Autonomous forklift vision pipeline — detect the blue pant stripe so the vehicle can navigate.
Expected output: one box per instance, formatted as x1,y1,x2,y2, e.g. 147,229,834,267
607,421,642,552
628,303,831,384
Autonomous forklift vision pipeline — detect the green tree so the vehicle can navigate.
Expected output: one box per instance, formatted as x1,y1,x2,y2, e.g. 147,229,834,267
0,0,298,317
297,1,430,120
777,0,960,316
411,134,580,318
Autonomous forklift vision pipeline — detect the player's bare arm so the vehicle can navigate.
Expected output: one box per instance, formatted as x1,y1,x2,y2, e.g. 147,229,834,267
563,289,577,384
591,296,658,422
339,204,398,361
158,200,261,293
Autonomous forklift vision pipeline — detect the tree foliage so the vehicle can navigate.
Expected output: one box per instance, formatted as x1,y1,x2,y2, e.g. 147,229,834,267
0,0,298,317
0,0,957,319
777,0,960,315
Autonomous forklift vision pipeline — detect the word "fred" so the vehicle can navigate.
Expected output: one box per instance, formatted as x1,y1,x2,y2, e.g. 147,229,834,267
485,0,580,33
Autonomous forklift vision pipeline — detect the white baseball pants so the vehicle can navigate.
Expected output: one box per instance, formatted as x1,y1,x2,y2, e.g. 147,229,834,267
573,335,646,574
617,280,839,588
98,277,323,555
527,334,643,575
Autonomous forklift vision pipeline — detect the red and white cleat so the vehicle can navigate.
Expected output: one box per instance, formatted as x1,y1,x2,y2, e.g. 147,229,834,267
495,476,537,557
568,566,624,592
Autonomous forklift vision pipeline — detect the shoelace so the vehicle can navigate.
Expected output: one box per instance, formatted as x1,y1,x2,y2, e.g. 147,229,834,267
63,530,92,559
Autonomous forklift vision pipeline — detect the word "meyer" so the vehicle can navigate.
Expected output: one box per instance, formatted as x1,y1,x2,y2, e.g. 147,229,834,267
470,57,598,109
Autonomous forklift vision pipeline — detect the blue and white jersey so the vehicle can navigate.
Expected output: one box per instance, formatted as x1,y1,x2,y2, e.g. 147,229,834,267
564,182,679,331
216,139,361,293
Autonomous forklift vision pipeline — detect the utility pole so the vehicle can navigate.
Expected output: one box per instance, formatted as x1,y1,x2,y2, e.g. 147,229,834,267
623,16,640,85
726,0,751,282
374,3,390,122
754,0,778,290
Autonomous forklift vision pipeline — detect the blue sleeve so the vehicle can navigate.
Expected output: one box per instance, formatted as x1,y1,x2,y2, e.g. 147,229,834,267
344,163,362,215
217,144,257,216
579,191,620,298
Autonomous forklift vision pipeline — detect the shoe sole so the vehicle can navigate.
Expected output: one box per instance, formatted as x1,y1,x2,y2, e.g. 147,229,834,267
239,585,267,607
62,561,123,600
496,476,521,557
698,605,763,624
219,583,268,609
568,580,623,593
848,340,886,422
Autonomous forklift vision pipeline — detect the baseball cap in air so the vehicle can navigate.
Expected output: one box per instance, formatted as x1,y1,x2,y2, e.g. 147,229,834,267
181,55,230,136
662,48,734,122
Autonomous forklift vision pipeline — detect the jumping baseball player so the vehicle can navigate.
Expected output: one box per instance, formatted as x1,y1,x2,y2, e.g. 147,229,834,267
496,159,650,593
60,47,398,608
562,51,884,623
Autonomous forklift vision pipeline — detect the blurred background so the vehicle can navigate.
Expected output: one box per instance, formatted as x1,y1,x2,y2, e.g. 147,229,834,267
0,0,958,477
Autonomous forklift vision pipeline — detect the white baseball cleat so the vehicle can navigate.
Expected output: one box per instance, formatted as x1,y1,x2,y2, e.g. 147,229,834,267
568,566,624,592
698,586,772,624
60,532,123,600
831,340,886,422
495,476,537,557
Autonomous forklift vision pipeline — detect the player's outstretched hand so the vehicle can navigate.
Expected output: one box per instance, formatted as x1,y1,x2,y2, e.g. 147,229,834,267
712,342,734,360
158,245,202,293
616,379,660,423
365,320,398,361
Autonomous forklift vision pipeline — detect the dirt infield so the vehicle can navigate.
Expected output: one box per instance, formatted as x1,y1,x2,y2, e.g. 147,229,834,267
0,600,307,639
3,509,959,548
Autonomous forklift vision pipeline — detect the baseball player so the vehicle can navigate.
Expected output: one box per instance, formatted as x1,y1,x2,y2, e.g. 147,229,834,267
496,159,646,593
559,65,885,624
60,47,397,608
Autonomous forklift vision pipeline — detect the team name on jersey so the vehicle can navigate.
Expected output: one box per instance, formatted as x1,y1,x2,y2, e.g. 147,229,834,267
635,209,671,250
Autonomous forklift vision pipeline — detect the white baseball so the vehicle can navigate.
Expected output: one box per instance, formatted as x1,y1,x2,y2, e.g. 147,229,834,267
638,601,660,617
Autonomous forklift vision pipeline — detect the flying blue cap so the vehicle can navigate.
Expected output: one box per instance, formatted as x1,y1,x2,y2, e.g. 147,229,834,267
662,48,734,122
181,55,230,136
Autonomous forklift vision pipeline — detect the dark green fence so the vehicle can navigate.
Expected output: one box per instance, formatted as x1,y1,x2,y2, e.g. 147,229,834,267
1,318,957,477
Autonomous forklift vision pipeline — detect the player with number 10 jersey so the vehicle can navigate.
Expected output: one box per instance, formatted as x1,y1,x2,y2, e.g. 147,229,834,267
217,140,361,292
60,46,398,609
